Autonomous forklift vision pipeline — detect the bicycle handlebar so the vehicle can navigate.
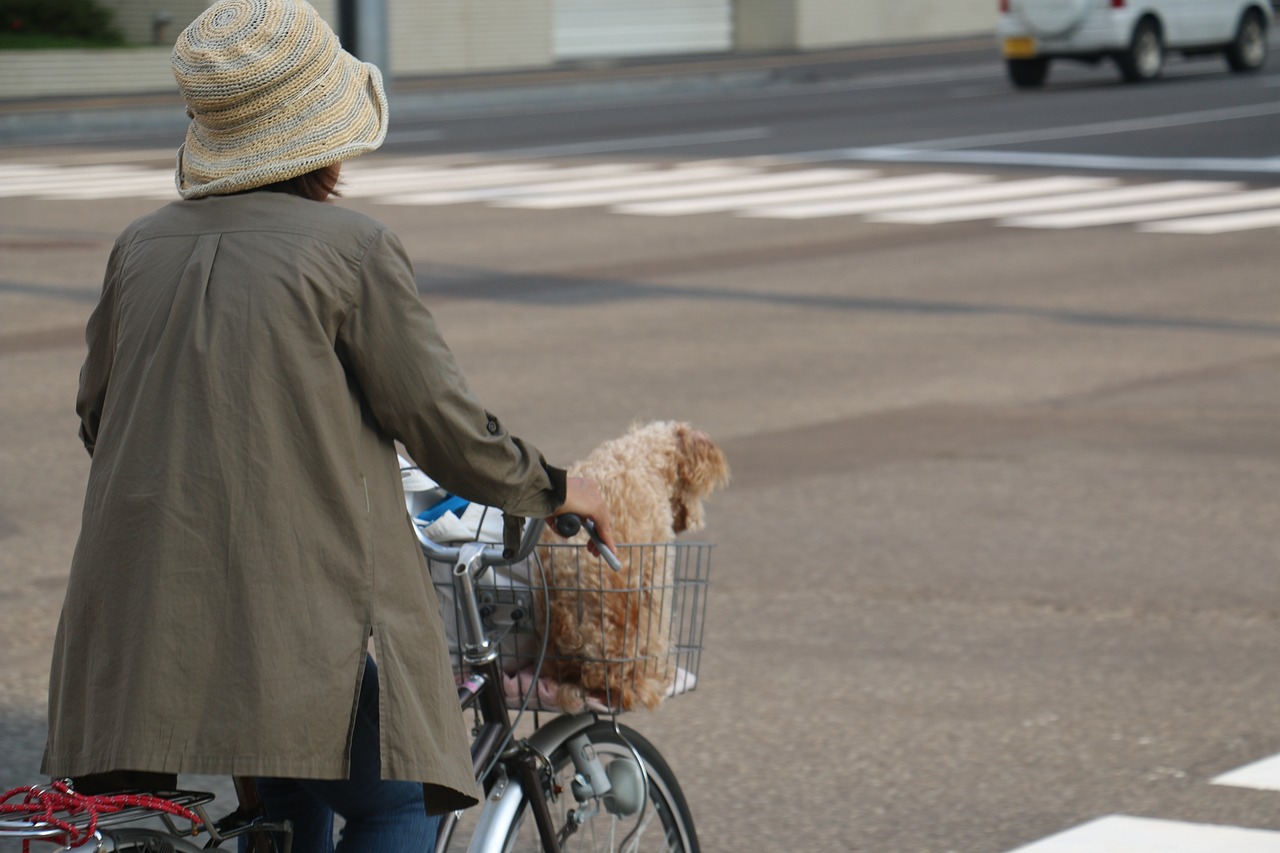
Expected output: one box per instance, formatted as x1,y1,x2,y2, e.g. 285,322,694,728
413,514,544,567
553,514,624,572
413,511,622,572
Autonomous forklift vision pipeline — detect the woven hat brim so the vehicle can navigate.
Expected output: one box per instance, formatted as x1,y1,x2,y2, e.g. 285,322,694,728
176,58,388,199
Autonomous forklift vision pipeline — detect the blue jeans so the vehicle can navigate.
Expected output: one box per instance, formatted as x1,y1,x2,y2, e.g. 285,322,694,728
244,656,440,853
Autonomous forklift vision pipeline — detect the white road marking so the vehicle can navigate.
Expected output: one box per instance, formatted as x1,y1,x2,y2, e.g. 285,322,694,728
31,175,176,200
792,101,1280,154
382,164,745,205
496,168,867,209
0,163,63,176
1212,753,1280,792
341,163,563,196
899,102,1280,151
875,180,1236,224
1007,184,1280,229
616,172,983,216
376,164,661,204
807,146,1280,176
0,165,161,196
1140,207,1280,234
742,176,1114,220
1005,815,1280,853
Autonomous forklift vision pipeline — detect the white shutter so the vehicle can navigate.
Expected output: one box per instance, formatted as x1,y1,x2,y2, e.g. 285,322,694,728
555,0,733,60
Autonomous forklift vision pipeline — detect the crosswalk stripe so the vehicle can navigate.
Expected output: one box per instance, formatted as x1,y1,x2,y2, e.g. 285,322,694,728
379,164,744,205
340,163,562,196
1212,753,1280,792
373,163,650,204
871,179,1240,224
616,172,985,216
31,175,176,200
1006,183,1276,228
0,164,155,181
497,168,873,209
0,166,164,197
1005,815,1280,853
0,164,64,178
742,176,1111,220
1139,206,1280,234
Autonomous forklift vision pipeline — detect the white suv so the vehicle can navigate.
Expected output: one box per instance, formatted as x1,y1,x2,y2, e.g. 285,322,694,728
998,0,1273,87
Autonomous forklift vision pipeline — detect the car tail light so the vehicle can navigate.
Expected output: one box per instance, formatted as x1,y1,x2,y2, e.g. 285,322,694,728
1111,0,1125,7
999,0,1009,12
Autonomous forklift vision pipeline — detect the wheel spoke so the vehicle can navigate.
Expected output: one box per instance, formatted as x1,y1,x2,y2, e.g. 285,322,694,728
469,722,697,853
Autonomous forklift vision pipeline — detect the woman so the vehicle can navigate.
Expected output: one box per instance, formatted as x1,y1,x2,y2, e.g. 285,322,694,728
41,1,614,850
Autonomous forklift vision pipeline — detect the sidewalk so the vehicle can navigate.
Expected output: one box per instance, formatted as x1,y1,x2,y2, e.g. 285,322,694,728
0,36,991,145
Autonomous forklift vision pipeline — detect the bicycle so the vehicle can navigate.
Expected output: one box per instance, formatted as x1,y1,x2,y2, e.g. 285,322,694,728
2,504,711,853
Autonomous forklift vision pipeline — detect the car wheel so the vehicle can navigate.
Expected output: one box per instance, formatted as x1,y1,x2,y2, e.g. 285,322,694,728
1007,58,1051,88
1117,18,1163,82
1225,9,1268,72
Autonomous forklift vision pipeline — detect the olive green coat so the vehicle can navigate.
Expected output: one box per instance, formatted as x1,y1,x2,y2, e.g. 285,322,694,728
43,191,566,814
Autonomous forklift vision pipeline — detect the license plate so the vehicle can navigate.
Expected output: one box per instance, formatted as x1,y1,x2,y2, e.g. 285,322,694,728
1003,36,1038,59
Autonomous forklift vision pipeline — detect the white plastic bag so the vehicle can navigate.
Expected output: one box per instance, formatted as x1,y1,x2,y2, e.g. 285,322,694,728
401,457,541,672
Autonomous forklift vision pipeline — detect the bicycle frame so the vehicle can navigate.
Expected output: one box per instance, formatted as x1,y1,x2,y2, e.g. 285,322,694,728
426,530,620,853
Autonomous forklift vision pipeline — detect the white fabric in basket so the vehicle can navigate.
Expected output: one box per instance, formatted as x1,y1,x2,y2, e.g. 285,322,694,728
402,457,540,672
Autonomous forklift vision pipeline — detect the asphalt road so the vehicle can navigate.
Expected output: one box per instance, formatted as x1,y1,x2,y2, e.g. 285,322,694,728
2,35,1279,853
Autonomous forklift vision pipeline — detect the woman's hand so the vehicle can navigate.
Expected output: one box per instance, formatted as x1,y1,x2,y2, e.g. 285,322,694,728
551,476,618,556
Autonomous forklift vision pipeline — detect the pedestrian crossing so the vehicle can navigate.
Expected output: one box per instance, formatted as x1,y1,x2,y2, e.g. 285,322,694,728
1002,751,1280,852
2,158,1279,235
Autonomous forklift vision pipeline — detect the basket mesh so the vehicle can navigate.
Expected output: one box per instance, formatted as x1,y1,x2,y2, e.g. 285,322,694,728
427,542,711,711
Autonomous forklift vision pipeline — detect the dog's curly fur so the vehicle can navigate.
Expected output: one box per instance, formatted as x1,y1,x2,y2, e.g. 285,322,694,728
538,421,729,711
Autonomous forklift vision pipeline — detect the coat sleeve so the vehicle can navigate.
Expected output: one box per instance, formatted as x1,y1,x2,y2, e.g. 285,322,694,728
336,227,566,518
76,237,126,456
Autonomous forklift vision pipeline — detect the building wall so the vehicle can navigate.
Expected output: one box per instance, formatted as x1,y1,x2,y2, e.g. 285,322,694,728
794,0,994,49
1,47,175,98
389,0,553,76
734,0,798,51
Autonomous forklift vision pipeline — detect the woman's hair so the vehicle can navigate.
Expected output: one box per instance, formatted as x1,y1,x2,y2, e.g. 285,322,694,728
259,163,342,202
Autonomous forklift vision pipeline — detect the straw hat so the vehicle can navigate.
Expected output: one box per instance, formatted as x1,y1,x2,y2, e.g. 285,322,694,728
172,0,388,199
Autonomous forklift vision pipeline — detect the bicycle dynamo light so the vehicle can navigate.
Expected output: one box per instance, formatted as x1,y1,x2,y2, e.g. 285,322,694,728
603,758,646,817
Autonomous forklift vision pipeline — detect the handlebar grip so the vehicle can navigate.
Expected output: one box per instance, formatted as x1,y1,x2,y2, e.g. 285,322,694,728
553,513,623,572
554,514,582,538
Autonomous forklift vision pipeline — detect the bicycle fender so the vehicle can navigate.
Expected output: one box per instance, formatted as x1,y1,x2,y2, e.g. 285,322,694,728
525,713,598,761
465,774,526,853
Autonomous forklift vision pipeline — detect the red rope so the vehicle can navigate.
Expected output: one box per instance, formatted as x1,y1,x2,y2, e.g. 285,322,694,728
1,781,203,851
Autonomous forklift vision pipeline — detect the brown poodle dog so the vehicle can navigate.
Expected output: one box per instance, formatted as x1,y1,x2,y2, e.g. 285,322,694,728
538,421,729,711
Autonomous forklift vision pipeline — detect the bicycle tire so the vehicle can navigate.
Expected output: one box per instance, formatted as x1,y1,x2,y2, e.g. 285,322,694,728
495,721,698,853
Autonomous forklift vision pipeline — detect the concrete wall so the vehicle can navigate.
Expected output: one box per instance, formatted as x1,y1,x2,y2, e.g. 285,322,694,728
734,0,798,51
1,47,175,98
794,0,995,48
390,0,554,76
737,0,994,50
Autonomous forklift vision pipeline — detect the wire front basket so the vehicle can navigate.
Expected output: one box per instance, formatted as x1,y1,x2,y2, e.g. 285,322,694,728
428,541,712,713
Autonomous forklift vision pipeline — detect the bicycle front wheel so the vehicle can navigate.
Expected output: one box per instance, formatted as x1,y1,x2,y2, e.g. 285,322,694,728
499,721,698,853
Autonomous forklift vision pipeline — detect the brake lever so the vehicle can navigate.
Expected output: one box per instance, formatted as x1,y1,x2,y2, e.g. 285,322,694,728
553,514,624,572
